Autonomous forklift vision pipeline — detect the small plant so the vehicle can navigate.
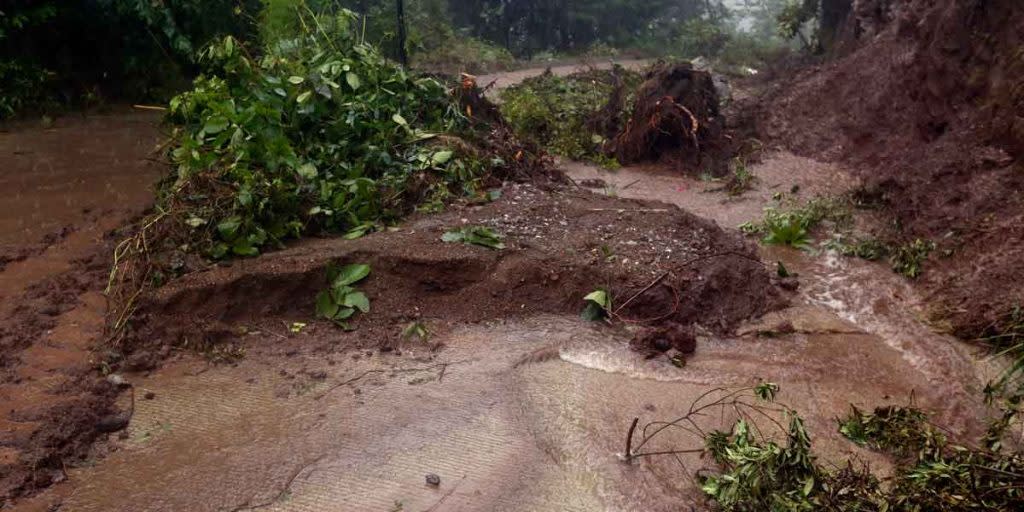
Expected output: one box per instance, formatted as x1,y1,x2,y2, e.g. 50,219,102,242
441,226,505,250
725,158,756,196
315,263,371,329
761,211,811,249
889,238,935,279
581,289,611,321
825,234,889,261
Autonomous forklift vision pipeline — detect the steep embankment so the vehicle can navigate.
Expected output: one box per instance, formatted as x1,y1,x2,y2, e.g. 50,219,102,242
760,0,1024,340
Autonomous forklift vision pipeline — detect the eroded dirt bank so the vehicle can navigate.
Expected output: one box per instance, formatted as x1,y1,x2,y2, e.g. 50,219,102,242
758,0,1024,339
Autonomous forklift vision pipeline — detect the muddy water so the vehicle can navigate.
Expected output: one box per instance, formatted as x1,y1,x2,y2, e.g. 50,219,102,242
49,152,995,512
63,311,927,512
564,152,994,433
0,110,162,247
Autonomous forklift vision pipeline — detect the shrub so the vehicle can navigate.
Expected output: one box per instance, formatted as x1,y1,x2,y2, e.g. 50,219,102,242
162,8,479,259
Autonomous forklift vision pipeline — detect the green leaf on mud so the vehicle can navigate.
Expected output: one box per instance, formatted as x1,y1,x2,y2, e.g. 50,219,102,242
332,263,371,286
316,290,339,319
441,226,505,250
343,291,370,313
583,290,609,308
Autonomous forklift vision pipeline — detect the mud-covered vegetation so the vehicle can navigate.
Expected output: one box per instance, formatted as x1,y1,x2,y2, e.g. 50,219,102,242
500,67,642,167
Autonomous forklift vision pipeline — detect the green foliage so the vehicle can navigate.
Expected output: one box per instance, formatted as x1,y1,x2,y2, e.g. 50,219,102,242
761,211,812,249
888,239,935,279
702,414,821,511
401,321,430,341
441,225,505,250
581,289,611,321
500,68,641,165
726,158,756,197
315,263,371,328
698,388,1024,511
825,234,889,261
747,195,853,250
0,60,54,118
1,0,256,117
164,8,481,258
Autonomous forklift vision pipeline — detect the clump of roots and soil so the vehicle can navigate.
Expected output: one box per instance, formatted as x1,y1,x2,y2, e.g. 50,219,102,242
500,61,736,174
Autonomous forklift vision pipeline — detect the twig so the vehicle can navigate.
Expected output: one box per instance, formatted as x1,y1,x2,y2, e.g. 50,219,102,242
588,208,670,213
621,178,643,190
625,417,639,461
614,271,670,315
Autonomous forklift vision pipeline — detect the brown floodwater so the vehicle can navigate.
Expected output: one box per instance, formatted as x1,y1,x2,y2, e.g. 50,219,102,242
40,152,995,511
0,110,162,247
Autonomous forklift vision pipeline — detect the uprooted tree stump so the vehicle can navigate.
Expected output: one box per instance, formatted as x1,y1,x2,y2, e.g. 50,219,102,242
610,62,730,173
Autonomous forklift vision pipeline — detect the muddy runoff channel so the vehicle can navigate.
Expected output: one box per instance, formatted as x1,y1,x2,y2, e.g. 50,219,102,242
17,75,993,511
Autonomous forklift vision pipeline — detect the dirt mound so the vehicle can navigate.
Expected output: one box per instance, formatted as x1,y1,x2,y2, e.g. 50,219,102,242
611,62,732,173
117,184,787,364
757,0,1024,339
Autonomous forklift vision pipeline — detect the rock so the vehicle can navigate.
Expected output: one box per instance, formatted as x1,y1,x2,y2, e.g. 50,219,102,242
96,412,131,433
105,374,130,389
143,391,156,400
425,473,441,487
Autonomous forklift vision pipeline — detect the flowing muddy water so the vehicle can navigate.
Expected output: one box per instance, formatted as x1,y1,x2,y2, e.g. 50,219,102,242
49,154,993,510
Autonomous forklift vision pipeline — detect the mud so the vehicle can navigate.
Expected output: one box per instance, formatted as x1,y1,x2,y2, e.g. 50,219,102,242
756,0,1024,340
0,109,162,504
565,151,997,435
24,310,966,512
120,183,783,362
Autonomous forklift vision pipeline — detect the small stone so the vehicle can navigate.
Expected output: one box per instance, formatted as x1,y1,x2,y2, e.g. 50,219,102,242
105,374,130,388
425,473,441,487
144,391,156,400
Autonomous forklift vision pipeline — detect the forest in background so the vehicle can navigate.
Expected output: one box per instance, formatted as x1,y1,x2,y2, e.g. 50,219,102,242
0,0,839,119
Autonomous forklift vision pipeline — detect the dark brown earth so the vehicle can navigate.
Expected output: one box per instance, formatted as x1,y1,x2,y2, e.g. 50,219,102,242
0,110,162,505
120,183,785,366
756,0,1024,340
611,62,733,173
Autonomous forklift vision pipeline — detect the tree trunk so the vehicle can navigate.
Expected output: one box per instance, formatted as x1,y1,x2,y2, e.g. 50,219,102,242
395,0,408,66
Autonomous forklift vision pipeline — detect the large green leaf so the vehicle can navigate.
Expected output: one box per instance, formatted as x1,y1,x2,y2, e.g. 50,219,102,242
342,291,370,313
332,263,371,286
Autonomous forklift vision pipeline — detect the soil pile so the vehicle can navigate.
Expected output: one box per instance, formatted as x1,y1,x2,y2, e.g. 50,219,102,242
611,62,731,173
119,184,787,362
758,0,1024,339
